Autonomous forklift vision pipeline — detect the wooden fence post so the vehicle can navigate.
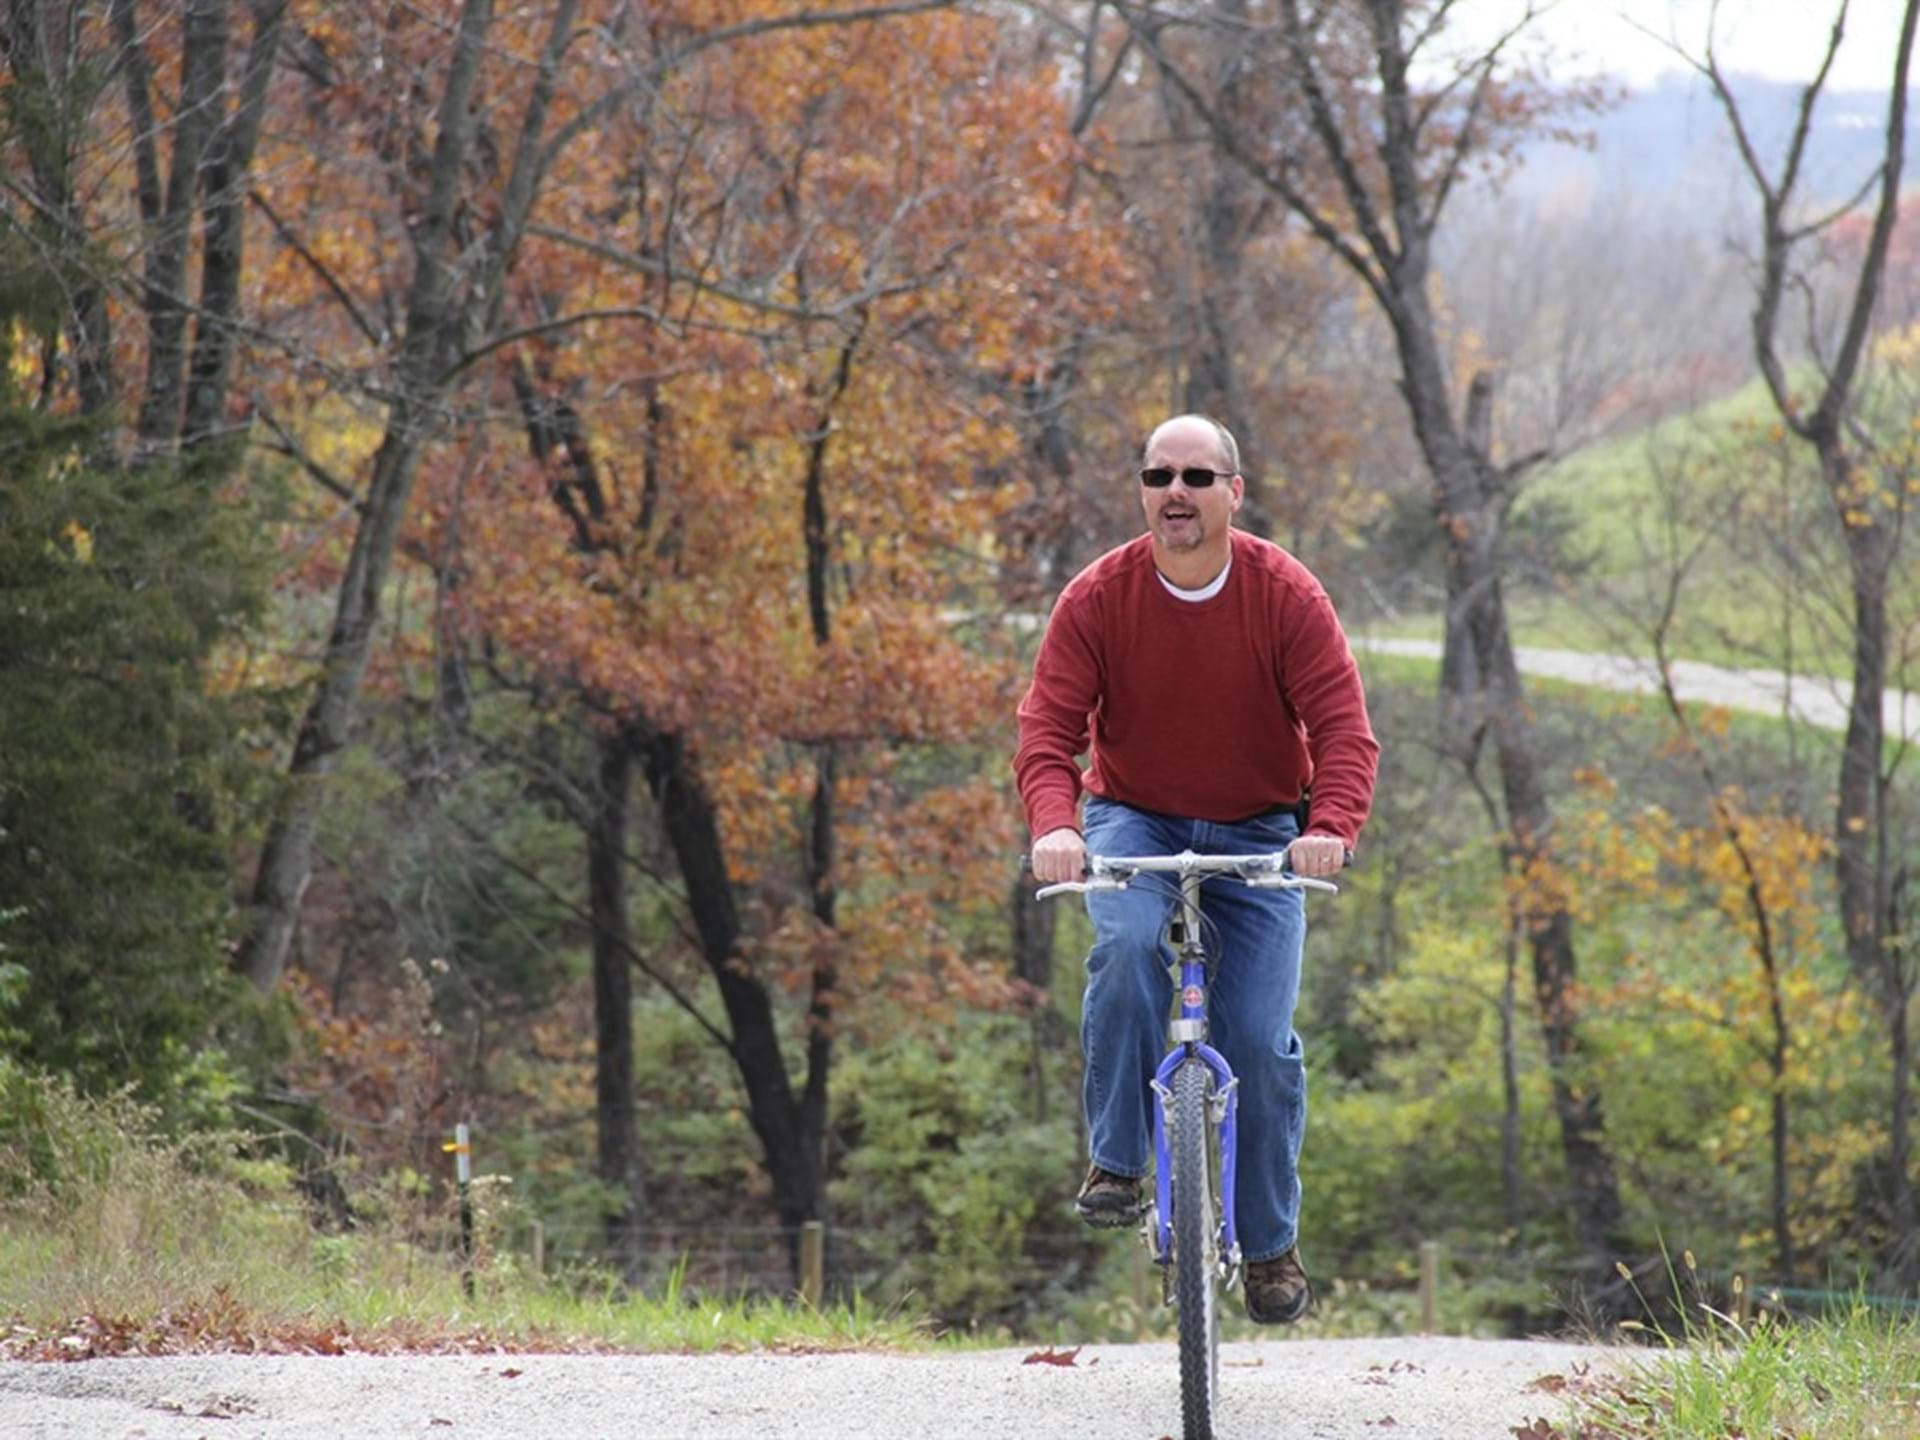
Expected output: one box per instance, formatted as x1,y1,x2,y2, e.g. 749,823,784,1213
444,1122,474,1299
1418,1240,1441,1333
800,1220,825,1308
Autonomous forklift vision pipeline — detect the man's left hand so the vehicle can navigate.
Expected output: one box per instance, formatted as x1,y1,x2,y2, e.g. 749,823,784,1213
1288,834,1348,878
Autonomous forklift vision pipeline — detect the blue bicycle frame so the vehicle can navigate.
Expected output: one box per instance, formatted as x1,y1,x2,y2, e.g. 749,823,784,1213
1034,850,1334,1285
1148,884,1241,1276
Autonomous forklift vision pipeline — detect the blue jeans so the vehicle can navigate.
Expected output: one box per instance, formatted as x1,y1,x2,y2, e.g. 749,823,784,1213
1080,793,1307,1263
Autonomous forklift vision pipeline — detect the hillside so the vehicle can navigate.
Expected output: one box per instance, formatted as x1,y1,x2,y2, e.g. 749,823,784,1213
1508,69,1915,225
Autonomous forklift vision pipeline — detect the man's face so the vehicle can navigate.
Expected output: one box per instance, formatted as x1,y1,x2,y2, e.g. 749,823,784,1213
1140,422,1243,553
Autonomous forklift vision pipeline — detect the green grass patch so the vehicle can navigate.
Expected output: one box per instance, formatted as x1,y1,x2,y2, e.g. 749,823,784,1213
1565,1299,1920,1438
0,1066,926,1358
1526,379,1787,574
1508,371,1919,681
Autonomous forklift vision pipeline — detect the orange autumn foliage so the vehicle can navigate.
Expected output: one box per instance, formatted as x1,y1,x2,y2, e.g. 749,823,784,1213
295,3,1139,1017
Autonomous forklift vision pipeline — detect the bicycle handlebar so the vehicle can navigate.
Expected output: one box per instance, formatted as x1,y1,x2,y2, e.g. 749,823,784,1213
1033,847,1340,901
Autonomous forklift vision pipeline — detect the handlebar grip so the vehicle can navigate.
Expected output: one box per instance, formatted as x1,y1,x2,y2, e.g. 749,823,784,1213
1035,877,1125,900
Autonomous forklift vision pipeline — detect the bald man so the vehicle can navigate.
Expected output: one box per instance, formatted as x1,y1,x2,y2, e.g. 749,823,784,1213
1014,414,1379,1324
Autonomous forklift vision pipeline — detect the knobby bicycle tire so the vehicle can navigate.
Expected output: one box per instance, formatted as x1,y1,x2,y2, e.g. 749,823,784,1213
1171,1057,1219,1440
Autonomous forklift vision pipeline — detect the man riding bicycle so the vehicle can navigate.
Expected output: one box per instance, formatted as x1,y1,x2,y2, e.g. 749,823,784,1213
1015,414,1379,1324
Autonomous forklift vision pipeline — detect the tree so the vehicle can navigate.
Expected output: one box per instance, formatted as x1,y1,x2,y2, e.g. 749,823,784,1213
1,0,285,438
0,323,266,1105
357,0,1131,1281
1119,0,1627,1283
1695,0,1920,1262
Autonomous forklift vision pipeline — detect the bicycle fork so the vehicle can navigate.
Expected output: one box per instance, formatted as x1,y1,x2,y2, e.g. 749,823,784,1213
1145,901,1244,1291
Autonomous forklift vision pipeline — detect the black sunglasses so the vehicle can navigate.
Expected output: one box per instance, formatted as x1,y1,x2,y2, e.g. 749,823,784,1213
1140,466,1233,488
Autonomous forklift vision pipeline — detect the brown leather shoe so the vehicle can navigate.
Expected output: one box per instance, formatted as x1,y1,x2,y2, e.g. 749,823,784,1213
1245,1246,1312,1324
1075,1164,1145,1228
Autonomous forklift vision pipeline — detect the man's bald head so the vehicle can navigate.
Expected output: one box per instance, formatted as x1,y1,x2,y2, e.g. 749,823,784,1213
1143,415,1240,476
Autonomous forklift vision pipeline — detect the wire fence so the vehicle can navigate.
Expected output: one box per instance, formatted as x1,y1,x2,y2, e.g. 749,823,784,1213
507,1219,1121,1301
292,1112,1917,1328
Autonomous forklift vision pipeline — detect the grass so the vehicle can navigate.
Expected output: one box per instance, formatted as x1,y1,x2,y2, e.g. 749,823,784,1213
1362,370,1920,682
1563,1301,1920,1438
1549,1250,1920,1439
0,1072,925,1359
1523,378,1787,576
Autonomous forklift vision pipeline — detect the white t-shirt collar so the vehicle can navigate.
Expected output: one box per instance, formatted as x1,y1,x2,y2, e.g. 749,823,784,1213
1157,549,1231,603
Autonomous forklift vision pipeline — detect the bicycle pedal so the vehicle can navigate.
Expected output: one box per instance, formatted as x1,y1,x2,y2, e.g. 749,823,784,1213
1139,1202,1165,1260
1222,1253,1244,1292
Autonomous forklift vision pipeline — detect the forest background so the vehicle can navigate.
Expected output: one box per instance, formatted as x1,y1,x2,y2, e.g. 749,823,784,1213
3,0,1920,1345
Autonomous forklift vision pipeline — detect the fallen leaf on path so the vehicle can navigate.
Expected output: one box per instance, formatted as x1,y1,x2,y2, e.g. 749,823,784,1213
1528,1373,1568,1394
1022,1345,1082,1366
500,1368,523,1379
1511,1420,1557,1440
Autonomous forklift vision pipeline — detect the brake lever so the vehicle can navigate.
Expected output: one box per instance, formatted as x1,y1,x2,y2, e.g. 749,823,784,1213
1035,876,1129,900
1245,874,1340,894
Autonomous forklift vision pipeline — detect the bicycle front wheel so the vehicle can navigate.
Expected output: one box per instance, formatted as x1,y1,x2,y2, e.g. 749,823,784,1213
1170,1057,1220,1440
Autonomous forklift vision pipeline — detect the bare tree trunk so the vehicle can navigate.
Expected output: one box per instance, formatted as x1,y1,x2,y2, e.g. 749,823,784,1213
1407,328,1626,1284
1124,0,1629,1285
238,0,499,992
182,0,286,450
1888,864,1916,1270
127,0,227,451
1832,482,1895,979
1500,906,1523,1239
1181,0,1270,536
1892,876,1917,1269
0,2,120,415
588,725,645,1283
1703,0,1919,1257
639,729,822,1285
797,328,860,1296
240,0,583,992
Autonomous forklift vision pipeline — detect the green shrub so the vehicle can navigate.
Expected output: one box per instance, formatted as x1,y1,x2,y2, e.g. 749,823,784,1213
832,1018,1092,1328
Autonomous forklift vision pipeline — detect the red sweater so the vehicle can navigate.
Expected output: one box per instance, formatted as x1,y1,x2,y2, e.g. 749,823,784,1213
1014,531,1379,848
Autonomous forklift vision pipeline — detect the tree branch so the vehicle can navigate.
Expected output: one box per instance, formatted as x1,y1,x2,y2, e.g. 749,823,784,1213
248,187,384,346
540,0,959,168
1285,0,1400,268
445,305,684,381
108,0,162,229
1815,0,1919,437
524,220,936,327
1112,0,1387,305
445,811,734,1052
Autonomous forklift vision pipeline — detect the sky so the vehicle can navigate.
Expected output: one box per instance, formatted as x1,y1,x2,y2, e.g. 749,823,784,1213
1433,1,1912,92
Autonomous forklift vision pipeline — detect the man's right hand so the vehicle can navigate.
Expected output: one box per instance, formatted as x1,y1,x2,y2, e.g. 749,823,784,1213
1030,827,1087,885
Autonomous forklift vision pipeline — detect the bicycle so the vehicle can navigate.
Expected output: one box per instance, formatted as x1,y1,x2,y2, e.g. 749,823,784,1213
1038,847,1337,1440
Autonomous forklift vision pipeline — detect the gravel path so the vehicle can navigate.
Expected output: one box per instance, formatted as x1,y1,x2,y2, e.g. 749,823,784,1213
1,1337,1629,1439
